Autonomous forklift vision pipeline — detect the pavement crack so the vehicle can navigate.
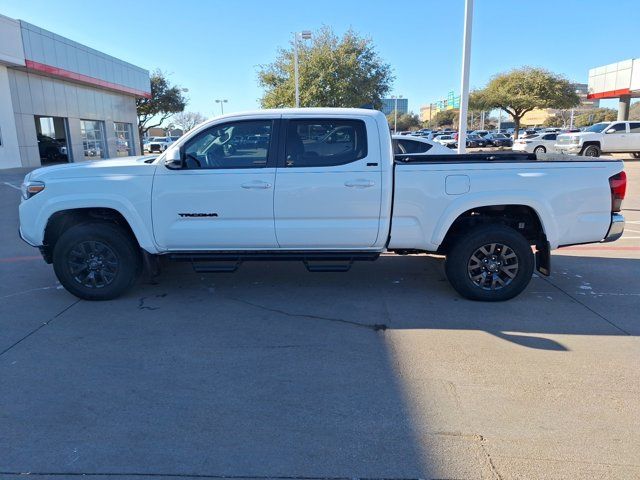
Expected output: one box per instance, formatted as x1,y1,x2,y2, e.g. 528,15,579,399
0,299,81,357
476,435,503,480
227,296,387,332
539,276,631,335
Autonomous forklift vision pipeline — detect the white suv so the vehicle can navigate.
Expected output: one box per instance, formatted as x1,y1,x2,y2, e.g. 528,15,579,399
146,136,180,153
555,121,640,158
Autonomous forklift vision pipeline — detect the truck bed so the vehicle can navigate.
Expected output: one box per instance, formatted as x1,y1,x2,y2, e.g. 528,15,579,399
395,152,621,164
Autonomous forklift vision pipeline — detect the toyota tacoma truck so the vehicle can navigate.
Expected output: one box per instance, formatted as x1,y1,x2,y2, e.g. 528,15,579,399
19,108,627,301
555,121,640,157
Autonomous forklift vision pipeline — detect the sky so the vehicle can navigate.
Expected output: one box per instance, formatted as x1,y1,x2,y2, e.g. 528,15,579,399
1,0,639,119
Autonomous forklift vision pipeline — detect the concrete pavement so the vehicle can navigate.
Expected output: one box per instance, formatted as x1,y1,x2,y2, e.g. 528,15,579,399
0,161,639,479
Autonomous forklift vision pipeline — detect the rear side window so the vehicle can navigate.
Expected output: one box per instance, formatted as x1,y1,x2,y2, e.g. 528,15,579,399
542,134,557,140
285,119,367,167
629,122,640,133
398,139,432,154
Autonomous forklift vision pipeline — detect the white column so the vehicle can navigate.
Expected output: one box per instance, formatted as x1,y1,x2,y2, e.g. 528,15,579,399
456,0,474,154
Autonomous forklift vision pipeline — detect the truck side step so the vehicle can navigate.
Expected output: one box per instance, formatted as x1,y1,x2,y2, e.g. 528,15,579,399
303,260,353,273
192,261,241,273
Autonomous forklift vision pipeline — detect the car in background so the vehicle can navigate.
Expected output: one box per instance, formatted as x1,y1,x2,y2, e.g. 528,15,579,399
433,134,457,148
484,133,513,147
392,134,454,157
146,136,180,153
465,134,489,148
512,132,559,154
37,134,68,162
473,130,490,138
555,121,640,157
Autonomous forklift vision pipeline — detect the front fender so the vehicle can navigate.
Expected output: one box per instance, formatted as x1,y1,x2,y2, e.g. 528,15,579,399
431,190,559,248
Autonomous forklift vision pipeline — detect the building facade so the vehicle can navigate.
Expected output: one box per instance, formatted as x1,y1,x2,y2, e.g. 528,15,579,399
381,98,408,115
0,14,150,169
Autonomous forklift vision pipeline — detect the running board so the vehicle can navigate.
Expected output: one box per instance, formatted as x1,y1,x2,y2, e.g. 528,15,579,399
168,251,379,273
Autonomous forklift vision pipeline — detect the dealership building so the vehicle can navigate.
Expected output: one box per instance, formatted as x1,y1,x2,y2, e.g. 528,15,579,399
0,14,150,169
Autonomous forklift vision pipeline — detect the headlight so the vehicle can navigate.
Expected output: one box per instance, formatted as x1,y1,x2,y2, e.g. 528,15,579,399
571,137,581,144
21,181,45,200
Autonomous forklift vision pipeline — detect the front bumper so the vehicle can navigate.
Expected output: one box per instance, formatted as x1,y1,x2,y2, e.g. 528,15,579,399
603,213,625,242
555,144,581,155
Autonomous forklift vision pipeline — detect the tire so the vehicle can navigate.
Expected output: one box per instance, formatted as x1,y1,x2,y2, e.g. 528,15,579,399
533,145,546,154
53,222,141,300
445,225,535,301
582,144,601,157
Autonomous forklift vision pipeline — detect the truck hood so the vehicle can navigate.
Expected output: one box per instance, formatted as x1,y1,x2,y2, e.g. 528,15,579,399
28,156,159,182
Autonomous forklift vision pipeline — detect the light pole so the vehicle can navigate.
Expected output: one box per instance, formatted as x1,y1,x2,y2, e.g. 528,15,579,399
293,30,312,108
215,99,228,115
392,95,403,133
456,0,474,154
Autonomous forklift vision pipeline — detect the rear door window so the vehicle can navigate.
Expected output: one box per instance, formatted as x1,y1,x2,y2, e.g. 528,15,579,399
284,119,367,167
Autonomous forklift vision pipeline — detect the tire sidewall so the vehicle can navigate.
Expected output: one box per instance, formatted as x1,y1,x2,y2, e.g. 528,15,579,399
445,225,535,301
53,223,140,300
533,146,546,154
583,145,600,157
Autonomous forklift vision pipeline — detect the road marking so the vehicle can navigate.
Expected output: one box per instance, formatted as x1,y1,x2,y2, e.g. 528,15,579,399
2,182,21,191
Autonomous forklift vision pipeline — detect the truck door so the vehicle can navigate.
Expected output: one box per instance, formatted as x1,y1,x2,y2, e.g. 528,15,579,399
152,119,279,250
602,122,628,151
628,122,640,152
273,117,382,248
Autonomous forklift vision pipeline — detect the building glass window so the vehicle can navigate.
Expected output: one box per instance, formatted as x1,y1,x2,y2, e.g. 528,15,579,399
80,120,106,160
114,122,134,157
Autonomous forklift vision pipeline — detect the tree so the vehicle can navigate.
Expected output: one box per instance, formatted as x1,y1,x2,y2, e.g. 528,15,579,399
543,115,564,127
433,109,458,128
469,67,580,138
258,27,393,109
137,70,187,148
629,101,640,120
386,111,421,131
574,108,617,127
172,111,207,133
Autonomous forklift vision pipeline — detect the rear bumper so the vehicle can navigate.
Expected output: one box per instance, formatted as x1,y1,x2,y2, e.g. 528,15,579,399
603,213,625,242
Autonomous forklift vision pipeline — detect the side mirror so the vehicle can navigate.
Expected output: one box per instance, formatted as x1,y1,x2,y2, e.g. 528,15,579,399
164,147,183,169
605,129,615,134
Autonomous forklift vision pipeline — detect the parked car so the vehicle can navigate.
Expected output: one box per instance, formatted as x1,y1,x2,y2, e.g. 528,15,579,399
393,134,454,156
555,121,640,157
37,134,67,162
465,134,489,148
484,133,513,147
18,108,626,302
146,136,180,153
512,133,559,154
473,130,490,138
433,134,457,148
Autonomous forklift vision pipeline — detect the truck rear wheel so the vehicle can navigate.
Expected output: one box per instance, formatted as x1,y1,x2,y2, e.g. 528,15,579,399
53,222,141,301
445,225,534,301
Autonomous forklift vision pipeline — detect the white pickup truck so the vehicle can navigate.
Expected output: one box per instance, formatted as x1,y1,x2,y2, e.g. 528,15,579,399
19,108,627,302
555,121,640,157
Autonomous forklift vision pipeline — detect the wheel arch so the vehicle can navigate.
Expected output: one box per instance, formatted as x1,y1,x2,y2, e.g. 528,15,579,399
435,202,551,255
41,205,155,262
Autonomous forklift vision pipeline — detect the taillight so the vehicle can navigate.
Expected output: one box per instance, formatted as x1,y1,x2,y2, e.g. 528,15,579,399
609,171,626,212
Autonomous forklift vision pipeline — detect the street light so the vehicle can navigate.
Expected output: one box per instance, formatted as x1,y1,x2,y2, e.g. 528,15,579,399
293,30,312,108
391,95,403,133
456,0,474,154
215,99,228,115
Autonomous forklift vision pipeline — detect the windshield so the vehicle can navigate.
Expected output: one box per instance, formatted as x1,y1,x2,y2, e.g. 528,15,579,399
492,134,507,139
584,122,610,133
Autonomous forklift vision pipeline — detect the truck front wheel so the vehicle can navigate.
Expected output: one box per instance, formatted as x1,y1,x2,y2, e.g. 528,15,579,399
53,223,141,301
582,145,601,157
445,225,534,301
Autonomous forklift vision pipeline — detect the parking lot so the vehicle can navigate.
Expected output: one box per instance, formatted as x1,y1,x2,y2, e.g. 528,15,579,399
1,160,639,479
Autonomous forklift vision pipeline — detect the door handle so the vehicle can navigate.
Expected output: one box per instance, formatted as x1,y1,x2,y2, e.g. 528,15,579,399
344,179,375,188
241,181,272,189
